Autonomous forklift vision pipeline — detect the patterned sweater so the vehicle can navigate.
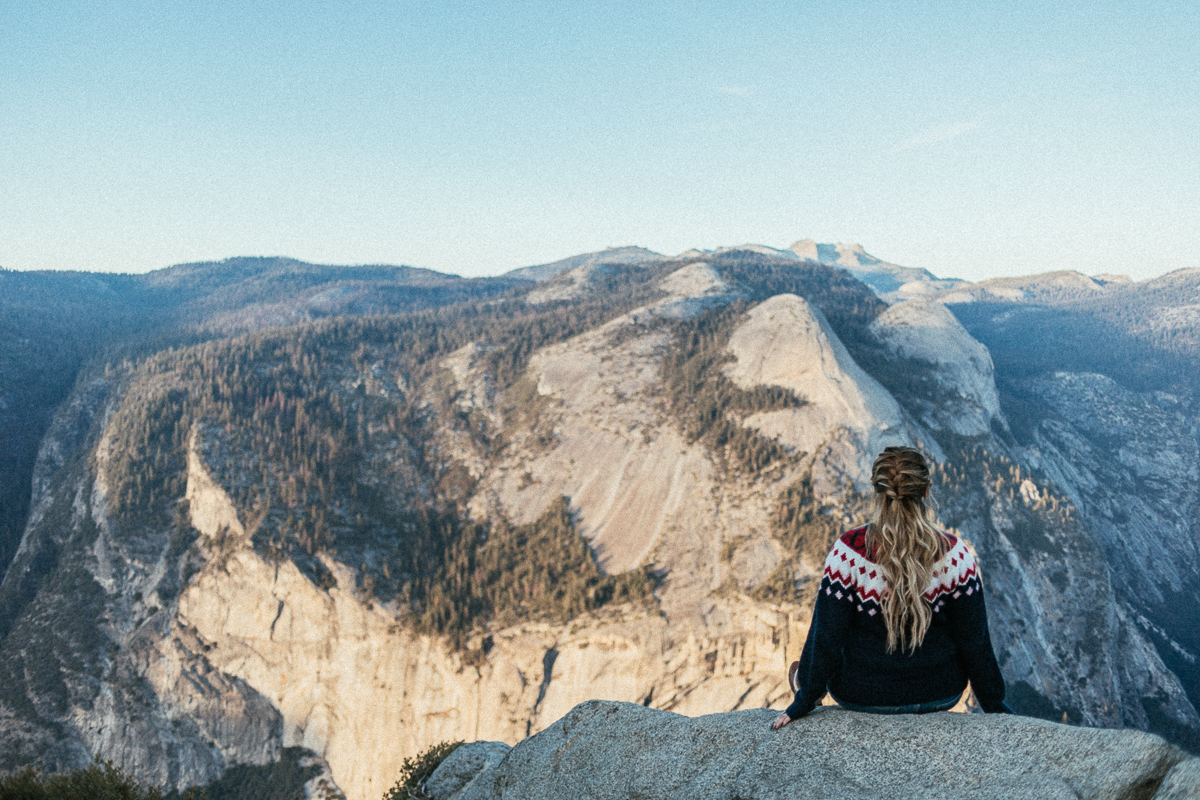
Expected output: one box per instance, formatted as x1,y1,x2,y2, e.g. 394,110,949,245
785,526,1007,719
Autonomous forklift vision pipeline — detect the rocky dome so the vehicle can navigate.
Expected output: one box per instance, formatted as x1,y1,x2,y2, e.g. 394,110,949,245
723,293,911,489
869,297,1003,436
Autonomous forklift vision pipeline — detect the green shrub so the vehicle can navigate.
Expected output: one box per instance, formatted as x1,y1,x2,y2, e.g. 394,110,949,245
0,760,201,800
381,741,463,800
168,747,325,800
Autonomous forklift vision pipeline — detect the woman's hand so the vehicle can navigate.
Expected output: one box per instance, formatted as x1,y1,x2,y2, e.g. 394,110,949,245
770,712,792,731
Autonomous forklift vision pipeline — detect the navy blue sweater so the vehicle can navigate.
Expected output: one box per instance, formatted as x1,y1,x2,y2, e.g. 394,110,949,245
785,526,1007,719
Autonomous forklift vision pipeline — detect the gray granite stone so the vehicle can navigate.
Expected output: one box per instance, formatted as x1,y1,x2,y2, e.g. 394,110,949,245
430,700,1191,800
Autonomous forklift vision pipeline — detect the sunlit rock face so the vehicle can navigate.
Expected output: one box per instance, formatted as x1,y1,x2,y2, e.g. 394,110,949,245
0,381,285,792
2,246,1199,799
178,445,805,800
723,293,911,490
471,262,729,584
789,239,965,302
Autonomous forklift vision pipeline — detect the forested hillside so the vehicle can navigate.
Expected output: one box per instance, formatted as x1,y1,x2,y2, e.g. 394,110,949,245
9,251,888,647
0,258,518,588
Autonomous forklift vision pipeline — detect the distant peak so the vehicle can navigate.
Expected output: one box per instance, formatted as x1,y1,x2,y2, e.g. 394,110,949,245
788,240,882,267
716,244,800,261
506,246,662,282
822,243,882,267
789,240,819,261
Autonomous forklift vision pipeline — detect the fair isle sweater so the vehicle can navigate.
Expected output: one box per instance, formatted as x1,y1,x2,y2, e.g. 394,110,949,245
785,526,1007,719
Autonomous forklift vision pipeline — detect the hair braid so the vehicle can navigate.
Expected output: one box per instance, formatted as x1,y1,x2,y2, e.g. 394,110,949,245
868,446,947,654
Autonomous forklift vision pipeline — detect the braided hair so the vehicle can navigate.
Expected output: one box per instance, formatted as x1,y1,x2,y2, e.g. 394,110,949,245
867,446,948,654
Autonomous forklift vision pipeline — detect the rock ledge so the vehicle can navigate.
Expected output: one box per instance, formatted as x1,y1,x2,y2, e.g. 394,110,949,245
429,700,1200,800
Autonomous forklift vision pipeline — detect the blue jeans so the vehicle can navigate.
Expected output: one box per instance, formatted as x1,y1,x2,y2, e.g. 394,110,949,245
829,691,961,715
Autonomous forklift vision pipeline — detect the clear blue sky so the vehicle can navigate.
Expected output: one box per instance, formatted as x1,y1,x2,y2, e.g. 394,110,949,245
2,0,1198,281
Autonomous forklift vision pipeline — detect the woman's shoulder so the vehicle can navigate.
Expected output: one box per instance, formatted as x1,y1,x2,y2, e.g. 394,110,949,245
833,525,871,558
933,533,973,568
824,527,975,569
926,535,980,602
825,525,883,575
822,526,885,603
927,532,977,577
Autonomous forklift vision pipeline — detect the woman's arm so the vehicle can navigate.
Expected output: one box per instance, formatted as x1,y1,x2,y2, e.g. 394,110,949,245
782,576,854,721
943,567,1007,713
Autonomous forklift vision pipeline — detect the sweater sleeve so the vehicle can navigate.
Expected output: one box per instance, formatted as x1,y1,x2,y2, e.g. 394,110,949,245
785,565,853,719
941,560,1007,713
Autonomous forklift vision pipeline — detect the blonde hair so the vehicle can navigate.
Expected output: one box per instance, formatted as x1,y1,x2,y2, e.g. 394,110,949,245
867,446,948,654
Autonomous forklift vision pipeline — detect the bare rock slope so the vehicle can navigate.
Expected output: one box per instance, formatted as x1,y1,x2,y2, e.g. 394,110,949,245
723,293,911,489
430,700,1198,800
869,298,1002,436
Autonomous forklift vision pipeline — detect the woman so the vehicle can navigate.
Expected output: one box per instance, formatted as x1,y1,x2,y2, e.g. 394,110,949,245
771,446,1011,730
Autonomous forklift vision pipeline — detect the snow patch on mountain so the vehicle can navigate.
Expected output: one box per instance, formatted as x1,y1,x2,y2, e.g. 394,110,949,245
788,240,964,303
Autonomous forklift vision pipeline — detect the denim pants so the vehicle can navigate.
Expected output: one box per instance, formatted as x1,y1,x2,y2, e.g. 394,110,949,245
829,691,961,715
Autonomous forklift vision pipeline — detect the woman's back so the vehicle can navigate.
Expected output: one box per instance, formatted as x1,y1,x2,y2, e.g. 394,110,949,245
811,525,999,711
774,446,1008,726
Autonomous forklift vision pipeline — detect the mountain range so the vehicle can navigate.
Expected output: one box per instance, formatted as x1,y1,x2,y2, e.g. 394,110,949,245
0,242,1197,799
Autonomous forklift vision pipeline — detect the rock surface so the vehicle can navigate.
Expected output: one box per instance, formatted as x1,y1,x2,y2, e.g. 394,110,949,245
181,442,801,800
869,298,1002,436
723,293,912,490
1020,371,1200,622
1155,759,1200,800
430,700,1196,800
425,741,510,800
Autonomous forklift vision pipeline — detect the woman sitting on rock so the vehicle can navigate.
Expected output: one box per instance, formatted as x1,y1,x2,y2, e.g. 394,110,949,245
772,446,1012,729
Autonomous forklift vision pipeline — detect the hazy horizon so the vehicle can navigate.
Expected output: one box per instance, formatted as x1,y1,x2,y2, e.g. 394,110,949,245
2,240,1195,287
